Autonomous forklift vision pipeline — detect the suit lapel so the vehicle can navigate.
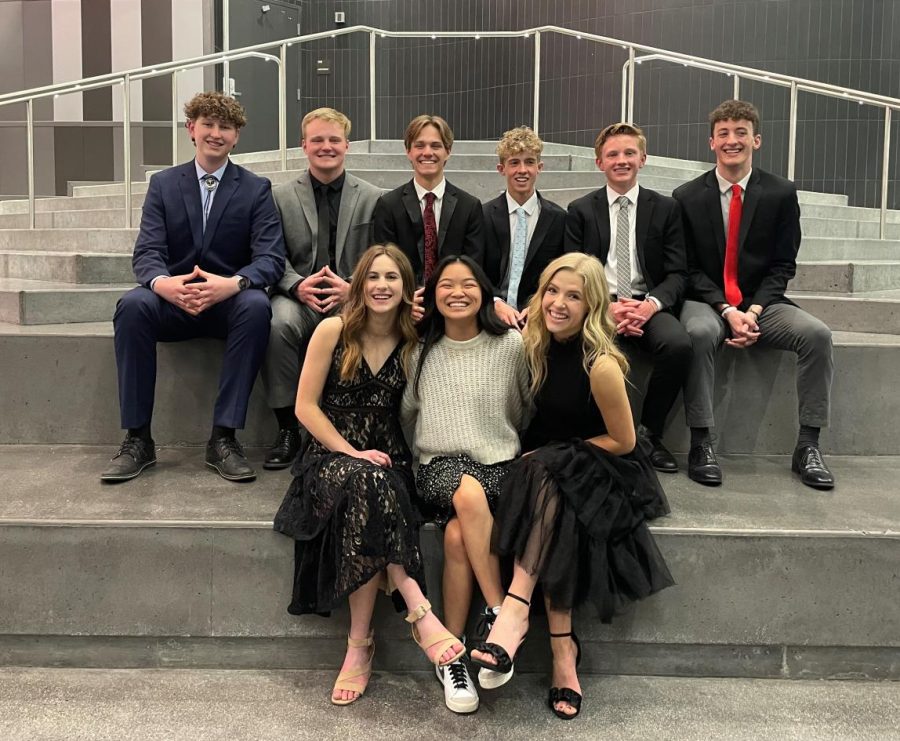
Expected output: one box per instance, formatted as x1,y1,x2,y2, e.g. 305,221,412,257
738,169,761,250
335,175,359,268
201,161,238,252
179,163,203,253
594,187,611,263
523,192,551,270
635,186,653,282
438,184,458,249
703,170,727,260
401,181,425,260
491,195,512,277
294,172,318,238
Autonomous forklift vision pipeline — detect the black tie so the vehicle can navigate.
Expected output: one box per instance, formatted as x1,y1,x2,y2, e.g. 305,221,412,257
315,188,331,271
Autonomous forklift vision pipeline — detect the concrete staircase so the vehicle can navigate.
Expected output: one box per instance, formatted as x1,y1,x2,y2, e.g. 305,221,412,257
0,142,898,684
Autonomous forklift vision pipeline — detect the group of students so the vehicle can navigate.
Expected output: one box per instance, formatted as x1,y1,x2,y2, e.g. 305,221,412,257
98,90,837,717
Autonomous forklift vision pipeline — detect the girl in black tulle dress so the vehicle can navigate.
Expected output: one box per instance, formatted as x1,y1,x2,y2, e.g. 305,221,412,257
470,253,674,719
274,245,465,707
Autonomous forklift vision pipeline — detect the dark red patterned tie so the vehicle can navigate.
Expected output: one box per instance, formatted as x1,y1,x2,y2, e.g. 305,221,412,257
423,192,438,282
724,183,743,307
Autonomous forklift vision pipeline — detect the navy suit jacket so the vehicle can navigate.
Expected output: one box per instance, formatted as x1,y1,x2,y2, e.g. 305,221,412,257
132,160,285,289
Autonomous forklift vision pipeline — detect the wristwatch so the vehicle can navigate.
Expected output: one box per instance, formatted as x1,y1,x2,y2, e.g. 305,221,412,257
236,276,250,292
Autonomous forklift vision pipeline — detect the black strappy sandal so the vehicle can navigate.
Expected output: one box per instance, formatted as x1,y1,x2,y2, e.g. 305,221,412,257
470,592,530,689
548,631,582,720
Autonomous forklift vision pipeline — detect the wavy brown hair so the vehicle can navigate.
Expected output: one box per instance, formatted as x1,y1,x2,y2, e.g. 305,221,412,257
522,253,628,395
183,92,247,128
339,244,418,381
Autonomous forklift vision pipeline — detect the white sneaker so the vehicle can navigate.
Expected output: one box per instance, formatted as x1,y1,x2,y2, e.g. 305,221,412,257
435,659,479,714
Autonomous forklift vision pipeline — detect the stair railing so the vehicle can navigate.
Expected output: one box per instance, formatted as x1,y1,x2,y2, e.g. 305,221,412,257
1,25,897,236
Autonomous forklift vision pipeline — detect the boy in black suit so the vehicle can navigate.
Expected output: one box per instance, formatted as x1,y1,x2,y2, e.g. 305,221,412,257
373,115,484,290
673,100,834,489
483,126,566,328
566,123,692,473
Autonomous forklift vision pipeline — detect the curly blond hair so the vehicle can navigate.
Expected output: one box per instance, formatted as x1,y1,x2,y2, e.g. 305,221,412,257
522,253,628,395
183,92,247,128
496,126,544,162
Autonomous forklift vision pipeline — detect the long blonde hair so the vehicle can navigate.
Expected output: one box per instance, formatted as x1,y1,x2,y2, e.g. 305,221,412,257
339,244,418,381
522,253,628,394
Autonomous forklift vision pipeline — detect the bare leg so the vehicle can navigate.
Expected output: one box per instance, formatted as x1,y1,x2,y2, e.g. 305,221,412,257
333,574,380,703
547,599,581,717
470,563,537,666
452,475,504,607
386,562,463,665
442,517,473,638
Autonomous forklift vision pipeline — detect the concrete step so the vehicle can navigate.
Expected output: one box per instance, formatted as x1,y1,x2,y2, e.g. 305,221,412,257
0,446,896,681
798,237,900,261
0,280,131,324
0,209,142,230
790,290,900,335
0,228,137,253
1,670,895,740
0,251,131,284
793,260,900,293
1,324,899,454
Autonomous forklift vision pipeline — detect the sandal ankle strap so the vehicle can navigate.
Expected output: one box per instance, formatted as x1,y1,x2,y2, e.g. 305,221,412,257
405,599,432,624
549,631,573,638
507,592,530,607
347,632,374,648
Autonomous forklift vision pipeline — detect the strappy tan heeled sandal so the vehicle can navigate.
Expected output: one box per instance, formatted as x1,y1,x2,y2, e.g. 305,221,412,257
331,631,375,706
405,600,466,667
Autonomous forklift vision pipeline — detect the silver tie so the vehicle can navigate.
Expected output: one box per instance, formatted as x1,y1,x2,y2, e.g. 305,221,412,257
615,195,632,298
202,175,219,232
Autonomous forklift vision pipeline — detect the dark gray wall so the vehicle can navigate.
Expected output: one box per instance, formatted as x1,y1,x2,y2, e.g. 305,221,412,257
286,0,900,208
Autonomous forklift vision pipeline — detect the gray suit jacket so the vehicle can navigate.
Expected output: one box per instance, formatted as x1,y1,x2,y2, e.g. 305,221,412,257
271,170,382,296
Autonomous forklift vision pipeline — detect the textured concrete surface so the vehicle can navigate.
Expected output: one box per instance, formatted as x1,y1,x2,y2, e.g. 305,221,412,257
0,668,897,741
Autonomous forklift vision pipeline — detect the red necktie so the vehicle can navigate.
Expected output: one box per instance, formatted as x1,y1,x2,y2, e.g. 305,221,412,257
724,183,743,307
423,192,438,282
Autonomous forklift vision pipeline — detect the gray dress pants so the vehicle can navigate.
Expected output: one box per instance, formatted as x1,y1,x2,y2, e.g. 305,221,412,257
680,300,833,429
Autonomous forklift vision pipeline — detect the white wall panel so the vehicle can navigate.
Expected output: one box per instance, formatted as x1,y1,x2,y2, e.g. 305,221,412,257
111,0,143,121
51,0,83,121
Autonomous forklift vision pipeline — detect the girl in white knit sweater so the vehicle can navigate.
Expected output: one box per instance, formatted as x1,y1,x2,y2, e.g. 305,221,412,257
401,254,530,713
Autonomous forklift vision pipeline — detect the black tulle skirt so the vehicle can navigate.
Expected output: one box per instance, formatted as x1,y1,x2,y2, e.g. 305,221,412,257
492,437,674,623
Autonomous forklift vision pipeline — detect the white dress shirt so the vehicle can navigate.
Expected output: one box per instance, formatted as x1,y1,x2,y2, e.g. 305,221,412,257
715,168,752,236
413,178,447,226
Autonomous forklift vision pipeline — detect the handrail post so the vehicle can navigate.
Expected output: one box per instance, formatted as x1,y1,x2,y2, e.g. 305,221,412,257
26,98,35,229
627,46,635,123
532,31,541,134
171,70,179,166
733,74,740,99
787,80,798,181
620,61,628,122
369,31,377,140
881,106,892,240
222,0,230,93
279,44,287,171
123,73,132,228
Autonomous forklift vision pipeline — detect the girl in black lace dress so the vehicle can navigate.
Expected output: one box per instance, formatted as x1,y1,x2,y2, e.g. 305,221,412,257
470,253,674,719
274,245,464,706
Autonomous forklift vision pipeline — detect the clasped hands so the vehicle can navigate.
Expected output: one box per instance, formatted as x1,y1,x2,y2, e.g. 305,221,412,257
153,265,241,316
723,309,760,349
295,266,352,314
609,297,658,337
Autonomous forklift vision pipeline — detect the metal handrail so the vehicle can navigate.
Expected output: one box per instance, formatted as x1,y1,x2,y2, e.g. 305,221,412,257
2,25,897,235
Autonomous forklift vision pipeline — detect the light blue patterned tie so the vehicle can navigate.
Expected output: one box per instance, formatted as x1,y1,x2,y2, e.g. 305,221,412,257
506,207,528,309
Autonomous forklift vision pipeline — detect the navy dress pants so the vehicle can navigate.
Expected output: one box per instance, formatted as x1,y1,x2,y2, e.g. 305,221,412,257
113,286,272,430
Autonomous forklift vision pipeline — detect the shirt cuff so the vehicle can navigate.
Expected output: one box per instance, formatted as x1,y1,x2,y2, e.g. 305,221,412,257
647,295,663,311
149,275,169,290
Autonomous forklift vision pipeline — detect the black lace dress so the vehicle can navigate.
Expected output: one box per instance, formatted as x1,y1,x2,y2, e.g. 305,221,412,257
273,341,423,616
493,336,674,622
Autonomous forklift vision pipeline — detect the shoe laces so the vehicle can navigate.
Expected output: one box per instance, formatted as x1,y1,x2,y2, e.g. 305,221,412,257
116,436,146,460
217,437,245,459
446,661,470,691
275,428,298,446
803,446,825,468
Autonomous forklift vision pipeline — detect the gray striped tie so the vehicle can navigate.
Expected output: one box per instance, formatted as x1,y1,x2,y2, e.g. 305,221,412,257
615,195,632,298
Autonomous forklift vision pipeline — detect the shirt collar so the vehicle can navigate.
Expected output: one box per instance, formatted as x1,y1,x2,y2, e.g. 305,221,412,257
195,159,228,182
414,178,446,202
606,183,640,208
309,171,345,193
506,190,539,216
715,168,752,195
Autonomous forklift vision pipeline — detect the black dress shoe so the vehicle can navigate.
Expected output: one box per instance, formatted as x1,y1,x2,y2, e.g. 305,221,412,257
687,442,722,486
205,436,256,481
263,427,301,470
100,435,156,482
646,435,678,473
791,445,835,490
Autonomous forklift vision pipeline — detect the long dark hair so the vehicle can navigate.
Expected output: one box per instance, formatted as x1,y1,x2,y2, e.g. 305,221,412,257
413,254,508,397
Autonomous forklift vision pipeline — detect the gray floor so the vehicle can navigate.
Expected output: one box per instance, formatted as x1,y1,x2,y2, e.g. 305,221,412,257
0,668,897,741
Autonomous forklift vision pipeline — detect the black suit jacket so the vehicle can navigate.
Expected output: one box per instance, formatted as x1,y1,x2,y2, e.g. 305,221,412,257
672,168,800,310
564,185,688,311
372,178,485,282
482,191,566,308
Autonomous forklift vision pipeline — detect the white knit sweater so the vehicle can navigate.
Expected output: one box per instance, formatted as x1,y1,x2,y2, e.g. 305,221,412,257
401,329,531,465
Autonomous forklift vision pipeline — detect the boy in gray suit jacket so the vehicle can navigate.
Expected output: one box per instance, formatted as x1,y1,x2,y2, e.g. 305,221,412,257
262,108,382,468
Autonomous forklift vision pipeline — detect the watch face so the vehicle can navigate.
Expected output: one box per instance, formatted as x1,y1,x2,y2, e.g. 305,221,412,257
238,277,249,291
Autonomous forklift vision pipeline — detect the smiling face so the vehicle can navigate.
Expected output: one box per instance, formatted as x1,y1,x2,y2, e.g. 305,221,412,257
597,134,646,194
187,116,240,171
542,268,588,341
498,149,543,205
364,254,404,315
709,118,761,180
302,118,349,183
434,261,482,323
407,123,450,187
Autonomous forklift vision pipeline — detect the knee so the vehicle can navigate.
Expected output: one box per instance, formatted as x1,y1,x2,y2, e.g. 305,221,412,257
114,287,158,328
451,477,487,517
443,519,467,562
662,332,694,368
232,289,272,328
803,321,833,356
